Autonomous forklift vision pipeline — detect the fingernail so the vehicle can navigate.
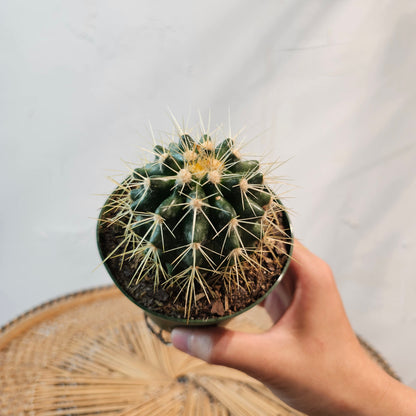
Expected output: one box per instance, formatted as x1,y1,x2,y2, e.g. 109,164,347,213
171,328,213,362
171,328,191,353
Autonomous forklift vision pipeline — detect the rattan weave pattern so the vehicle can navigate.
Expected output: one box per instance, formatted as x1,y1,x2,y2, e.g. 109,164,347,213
0,286,398,415
0,286,303,415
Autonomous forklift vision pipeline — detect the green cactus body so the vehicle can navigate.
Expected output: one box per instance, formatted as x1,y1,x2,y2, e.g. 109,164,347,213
101,130,289,318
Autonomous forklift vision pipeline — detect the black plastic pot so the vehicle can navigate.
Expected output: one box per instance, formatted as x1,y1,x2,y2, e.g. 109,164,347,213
97,192,293,332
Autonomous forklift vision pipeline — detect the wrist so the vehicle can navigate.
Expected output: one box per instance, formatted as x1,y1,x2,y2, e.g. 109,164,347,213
329,350,416,416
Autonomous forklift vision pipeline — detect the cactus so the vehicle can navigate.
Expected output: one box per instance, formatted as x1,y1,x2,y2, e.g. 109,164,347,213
99,122,290,319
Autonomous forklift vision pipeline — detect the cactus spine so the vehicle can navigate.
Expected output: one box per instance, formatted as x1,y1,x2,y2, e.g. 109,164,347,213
101,123,289,318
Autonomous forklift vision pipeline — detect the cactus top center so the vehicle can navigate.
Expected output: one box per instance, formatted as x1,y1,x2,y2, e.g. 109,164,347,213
188,155,224,179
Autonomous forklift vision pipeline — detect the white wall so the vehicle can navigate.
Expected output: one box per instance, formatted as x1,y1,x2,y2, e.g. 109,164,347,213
1,1,415,386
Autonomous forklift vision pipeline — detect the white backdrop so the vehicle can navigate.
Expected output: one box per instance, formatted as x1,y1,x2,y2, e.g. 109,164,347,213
1,1,415,386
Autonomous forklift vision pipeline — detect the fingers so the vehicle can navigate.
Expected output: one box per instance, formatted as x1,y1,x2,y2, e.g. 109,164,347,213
171,326,268,376
260,239,303,322
259,239,337,328
279,239,335,300
171,240,334,376
263,273,295,322
289,239,333,284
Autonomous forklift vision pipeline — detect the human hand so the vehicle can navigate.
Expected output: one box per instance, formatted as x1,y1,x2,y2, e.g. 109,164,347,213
172,240,416,415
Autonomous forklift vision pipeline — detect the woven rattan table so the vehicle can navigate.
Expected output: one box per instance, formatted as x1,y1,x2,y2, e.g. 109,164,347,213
0,286,397,416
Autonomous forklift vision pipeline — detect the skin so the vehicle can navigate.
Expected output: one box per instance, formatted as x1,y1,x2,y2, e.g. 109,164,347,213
172,240,416,415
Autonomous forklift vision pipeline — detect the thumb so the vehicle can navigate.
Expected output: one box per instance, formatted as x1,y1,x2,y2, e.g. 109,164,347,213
171,326,267,375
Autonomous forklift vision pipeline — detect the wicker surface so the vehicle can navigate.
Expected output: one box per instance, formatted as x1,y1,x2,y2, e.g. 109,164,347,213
0,286,397,416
